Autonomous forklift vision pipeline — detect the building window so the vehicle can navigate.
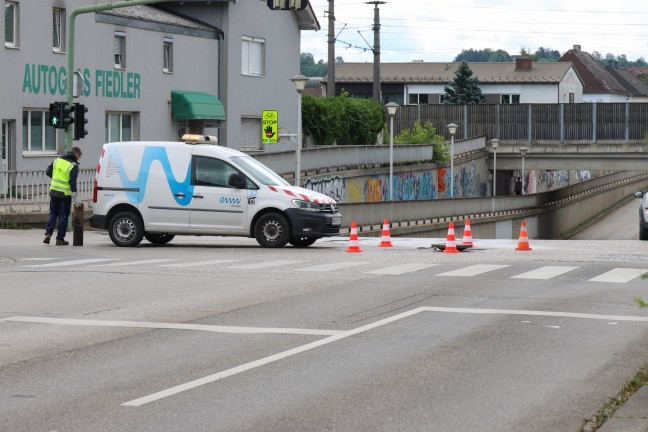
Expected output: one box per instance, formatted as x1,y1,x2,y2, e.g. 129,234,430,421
241,36,265,77
52,8,65,52
105,113,132,143
408,93,428,105
114,31,126,69
501,94,520,104
163,38,173,73
5,1,18,48
569,93,575,103
22,110,57,154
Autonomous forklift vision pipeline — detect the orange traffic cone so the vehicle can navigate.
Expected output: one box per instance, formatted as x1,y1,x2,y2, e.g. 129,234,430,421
462,218,474,246
443,221,460,254
346,221,362,253
515,220,532,251
378,218,393,247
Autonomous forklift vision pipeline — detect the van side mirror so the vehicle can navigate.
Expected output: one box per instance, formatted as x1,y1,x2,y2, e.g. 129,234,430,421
228,173,246,189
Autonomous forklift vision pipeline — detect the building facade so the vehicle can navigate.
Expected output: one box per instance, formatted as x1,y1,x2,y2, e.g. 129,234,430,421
1,0,319,176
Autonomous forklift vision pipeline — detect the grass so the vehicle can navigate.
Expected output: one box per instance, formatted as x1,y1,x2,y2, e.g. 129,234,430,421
580,363,648,431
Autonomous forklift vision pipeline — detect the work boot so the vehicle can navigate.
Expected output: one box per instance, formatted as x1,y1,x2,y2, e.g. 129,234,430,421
43,235,51,244
55,239,69,246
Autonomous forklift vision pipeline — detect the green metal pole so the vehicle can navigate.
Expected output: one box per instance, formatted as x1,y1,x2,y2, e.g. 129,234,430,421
65,0,175,151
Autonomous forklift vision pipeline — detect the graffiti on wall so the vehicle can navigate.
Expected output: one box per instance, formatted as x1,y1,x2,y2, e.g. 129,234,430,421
303,175,345,202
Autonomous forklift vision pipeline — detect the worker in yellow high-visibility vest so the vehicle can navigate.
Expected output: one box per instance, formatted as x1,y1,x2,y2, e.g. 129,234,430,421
44,147,82,245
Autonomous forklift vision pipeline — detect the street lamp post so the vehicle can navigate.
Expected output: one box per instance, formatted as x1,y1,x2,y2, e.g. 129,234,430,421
290,74,309,187
447,123,458,199
519,146,528,195
385,102,399,201
490,138,499,212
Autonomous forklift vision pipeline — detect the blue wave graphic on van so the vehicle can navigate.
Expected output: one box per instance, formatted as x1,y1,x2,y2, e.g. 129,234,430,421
112,146,193,206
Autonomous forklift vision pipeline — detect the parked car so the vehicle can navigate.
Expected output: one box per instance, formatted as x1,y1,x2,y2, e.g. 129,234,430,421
634,191,648,240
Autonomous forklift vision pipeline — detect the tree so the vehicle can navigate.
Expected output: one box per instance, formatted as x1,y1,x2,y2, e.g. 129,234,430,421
443,62,485,104
454,49,511,62
534,47,560,62
300,53,344,77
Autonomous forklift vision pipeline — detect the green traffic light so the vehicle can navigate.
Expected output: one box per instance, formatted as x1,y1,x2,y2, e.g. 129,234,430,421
51,117,60,126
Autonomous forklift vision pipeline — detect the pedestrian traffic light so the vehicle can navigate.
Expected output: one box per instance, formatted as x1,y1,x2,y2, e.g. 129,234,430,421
48,103,62,128
61,103,75,131
73,103,88,140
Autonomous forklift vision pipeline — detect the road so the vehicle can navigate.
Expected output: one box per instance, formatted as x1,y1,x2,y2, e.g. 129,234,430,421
571,197,639,240
1,227,648,431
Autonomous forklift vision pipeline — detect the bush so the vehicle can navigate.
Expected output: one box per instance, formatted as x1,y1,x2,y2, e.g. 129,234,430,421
302,93,385,146
394,122,449,162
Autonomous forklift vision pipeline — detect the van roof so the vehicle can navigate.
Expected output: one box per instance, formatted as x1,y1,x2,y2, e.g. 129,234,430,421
104,141,249,158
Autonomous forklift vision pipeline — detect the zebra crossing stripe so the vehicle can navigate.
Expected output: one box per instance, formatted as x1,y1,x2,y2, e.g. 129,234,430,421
366,263,439,275
511,266,579,280
228,260,305,270
589,268,648,283
436,264,510,277
161,259,242,268
301,262,372,272
94,259,176,267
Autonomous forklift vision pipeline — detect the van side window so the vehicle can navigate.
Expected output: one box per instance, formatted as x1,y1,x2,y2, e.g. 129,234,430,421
194,156,246,188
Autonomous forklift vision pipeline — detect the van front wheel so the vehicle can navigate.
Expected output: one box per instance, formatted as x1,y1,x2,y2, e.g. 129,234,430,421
108,211,144,247
255,213,290,248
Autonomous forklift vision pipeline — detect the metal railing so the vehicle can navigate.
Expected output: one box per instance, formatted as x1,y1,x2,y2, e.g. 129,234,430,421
0,168,95,208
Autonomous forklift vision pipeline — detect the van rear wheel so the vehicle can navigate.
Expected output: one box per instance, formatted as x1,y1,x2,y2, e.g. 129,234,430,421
255,213,290,248
108,211,144,247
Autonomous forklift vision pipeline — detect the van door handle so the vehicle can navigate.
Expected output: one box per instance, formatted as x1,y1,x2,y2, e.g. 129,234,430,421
174,193,185,198
192,194,203,199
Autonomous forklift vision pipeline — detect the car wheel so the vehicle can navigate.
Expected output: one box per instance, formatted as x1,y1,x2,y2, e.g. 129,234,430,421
108,211,144,247
144,233,175,245
254,213,290,248
289,236,317,247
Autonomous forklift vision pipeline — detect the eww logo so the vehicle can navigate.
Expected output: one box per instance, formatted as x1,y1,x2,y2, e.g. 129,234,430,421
219,197,241,205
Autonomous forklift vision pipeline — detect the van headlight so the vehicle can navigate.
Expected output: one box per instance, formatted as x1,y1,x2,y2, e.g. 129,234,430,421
292,199,321,212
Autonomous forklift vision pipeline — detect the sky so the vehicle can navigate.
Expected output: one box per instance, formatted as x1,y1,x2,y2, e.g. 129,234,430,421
300,1,648,63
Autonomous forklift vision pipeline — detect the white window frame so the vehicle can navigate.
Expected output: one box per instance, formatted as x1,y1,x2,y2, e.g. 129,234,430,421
163,37,173,73
52,7,65,52
241,36,265,77
114,31,126,69
5,1,18,48
22,109,58,155
105,112,133,143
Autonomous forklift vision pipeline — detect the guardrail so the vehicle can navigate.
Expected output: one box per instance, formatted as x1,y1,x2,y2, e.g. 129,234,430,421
0,168,95,207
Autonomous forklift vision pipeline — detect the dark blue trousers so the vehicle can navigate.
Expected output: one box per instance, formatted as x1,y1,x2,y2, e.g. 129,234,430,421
45,196,71,240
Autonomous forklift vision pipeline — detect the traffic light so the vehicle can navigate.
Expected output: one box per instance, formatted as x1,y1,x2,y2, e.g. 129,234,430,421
48,103,62,128
61,103,75,131
73,103,88,140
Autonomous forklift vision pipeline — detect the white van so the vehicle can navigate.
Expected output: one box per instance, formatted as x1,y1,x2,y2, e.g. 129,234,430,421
89,135,342,248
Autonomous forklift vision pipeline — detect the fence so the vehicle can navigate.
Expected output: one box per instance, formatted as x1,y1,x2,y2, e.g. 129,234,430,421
397,102,648,144
0,168,95,208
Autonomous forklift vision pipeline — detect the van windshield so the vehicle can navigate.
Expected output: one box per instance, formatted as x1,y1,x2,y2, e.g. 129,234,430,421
230,156,291,187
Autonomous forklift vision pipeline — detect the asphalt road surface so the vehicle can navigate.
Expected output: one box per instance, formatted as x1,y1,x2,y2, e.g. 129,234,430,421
2,227,648,432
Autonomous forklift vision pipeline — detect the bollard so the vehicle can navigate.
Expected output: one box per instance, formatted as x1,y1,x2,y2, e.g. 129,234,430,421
72,203,84,246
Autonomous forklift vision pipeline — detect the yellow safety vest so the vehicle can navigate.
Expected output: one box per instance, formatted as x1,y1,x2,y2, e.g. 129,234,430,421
50,158,74,196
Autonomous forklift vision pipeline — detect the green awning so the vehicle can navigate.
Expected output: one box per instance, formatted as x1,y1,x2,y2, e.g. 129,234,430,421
171,90,226,121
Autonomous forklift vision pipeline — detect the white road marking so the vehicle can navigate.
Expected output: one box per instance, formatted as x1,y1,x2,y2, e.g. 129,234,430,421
589,268,648,283
122,307,425,407
19,258,59,261
23,258,117,267
544,325,561,329
511,266,579,280
161,259,242,268
300,262,372,272
228,260,304,270
436,264,510,277
2,316,343,336
94,259,176,267
366,263,440,275
121,306,648,407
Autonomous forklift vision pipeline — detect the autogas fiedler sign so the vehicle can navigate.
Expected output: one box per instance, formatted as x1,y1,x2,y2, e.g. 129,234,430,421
21,63,141,99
